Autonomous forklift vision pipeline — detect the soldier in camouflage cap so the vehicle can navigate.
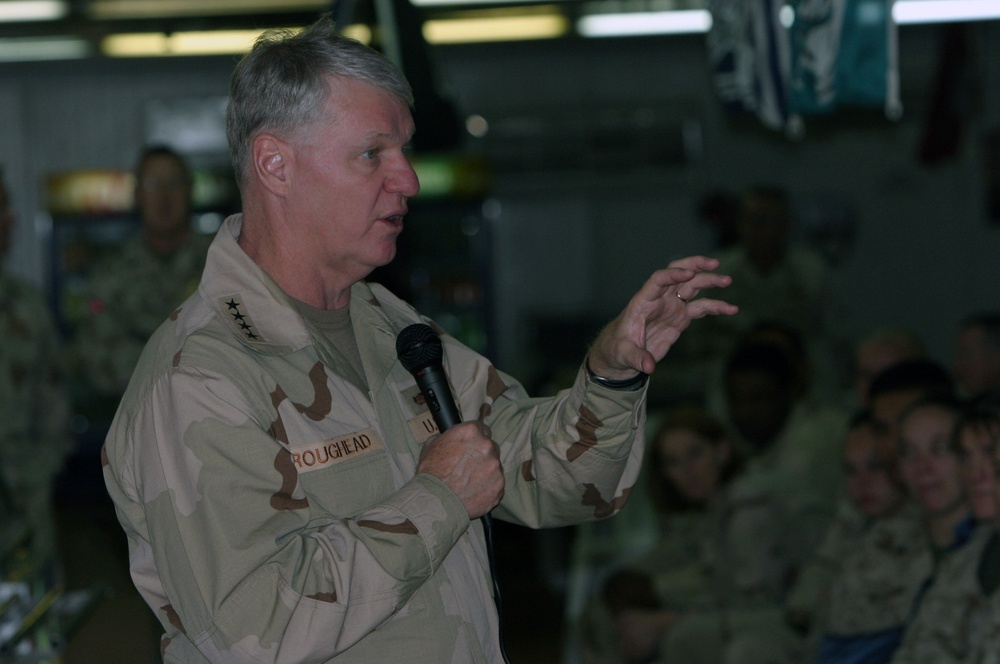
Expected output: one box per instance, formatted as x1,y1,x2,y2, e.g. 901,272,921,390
101,16,737,663
0,168,72,570
76,145,212,396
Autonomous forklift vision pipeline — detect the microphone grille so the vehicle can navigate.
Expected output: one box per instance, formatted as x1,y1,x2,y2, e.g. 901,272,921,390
395,323,443,373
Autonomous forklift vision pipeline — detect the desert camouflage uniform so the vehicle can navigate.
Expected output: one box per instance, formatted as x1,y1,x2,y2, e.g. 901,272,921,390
891,524,995,664
823,501,931,637
784,497,869,653
76,230,212,394
0,272,71,566
102,215,648,663
578,466,802,664
654,467,808,664
970,541,1000,664
577,510,710,664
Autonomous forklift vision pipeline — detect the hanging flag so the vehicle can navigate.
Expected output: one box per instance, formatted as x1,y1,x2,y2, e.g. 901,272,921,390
708,0,901,134
707,0,791,132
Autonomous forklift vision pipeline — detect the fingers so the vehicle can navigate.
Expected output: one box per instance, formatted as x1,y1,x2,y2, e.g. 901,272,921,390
665,255,720,272
683,297,740,319
417,422,505,519
654,256,732,303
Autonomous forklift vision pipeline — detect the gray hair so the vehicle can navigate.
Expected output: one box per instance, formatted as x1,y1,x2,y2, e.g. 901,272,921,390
225,16,413,189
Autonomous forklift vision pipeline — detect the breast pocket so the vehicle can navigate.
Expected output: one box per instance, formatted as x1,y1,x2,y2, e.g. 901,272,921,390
290,428,395,518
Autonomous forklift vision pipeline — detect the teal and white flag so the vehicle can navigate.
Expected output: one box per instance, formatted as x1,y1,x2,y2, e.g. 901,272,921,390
708,0,901,133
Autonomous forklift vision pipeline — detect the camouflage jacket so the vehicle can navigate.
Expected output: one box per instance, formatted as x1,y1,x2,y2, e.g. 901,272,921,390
891,524,994,664
102,215,648,663
970,543,1000,664
76,230,212,394
0,271,71,494
823,501,933,636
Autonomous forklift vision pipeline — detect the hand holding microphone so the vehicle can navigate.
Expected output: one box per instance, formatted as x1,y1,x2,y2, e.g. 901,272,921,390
396,324,504,519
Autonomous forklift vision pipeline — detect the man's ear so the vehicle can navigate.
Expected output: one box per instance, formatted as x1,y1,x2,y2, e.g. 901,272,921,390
252,133,292,197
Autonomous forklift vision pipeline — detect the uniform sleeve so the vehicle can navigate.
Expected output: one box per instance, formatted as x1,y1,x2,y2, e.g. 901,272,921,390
462,352,647,529
105,364,471,662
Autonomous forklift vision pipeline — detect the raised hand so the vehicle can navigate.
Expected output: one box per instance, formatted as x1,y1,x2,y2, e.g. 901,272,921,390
587,256,738,380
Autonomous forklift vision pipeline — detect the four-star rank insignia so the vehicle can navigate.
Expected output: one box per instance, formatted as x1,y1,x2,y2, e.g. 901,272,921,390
220,295,265,343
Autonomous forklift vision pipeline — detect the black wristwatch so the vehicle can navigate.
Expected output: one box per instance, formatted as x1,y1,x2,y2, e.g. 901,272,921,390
585,359,649,391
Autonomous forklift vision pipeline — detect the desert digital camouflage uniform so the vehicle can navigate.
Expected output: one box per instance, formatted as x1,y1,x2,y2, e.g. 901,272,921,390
0,271,71,566
784,497,869,653
76,230,212,394
654,467,808,664
823,501,931,635
890,523,995,664
579,466,803,664
102,215,648,663
970,538,1000,664
577,510,710,664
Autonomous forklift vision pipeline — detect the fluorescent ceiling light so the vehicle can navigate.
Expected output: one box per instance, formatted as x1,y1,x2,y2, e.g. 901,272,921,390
90,0,327,20
102,24,370,57
103,28,282,56
0,36,88,61
892,0,1000,24
411,0,571,5
578,9,712,37
0,0,67,22
423,13,568,43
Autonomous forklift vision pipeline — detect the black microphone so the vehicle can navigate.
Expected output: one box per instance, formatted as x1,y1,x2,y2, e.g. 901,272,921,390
395,323,511,663
396,323,461,431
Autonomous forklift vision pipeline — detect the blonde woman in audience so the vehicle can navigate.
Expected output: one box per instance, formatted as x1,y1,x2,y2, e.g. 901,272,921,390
899,392,1000,664
818,395,974,664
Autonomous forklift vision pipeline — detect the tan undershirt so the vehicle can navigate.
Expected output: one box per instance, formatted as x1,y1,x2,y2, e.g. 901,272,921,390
292,299,368,393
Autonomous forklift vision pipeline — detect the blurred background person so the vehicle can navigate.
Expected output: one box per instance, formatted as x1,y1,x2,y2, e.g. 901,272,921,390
577,406,743,663
852,326,926,408
953,312,1000,399
697,184,850,405
75,145,212,399
890,392,1000,663
0,166,72,574
578,405,803,664
722,338,846,538
868,358,955,486
817,395,972,664
784,411,907,652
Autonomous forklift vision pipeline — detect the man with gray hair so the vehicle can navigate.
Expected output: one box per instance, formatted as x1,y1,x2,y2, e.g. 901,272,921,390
101,17,736,662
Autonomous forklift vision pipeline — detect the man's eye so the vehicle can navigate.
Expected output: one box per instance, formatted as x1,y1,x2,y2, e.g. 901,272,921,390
362,148,379,159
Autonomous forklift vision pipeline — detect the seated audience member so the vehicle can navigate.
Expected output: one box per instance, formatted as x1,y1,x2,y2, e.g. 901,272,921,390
818,395,973,664
581,405,802,664
723,340,847,540
968,395,1000,663
697,185,849,402
891,393,1000,663
953,312,1000,399
784,411,907,647
868,358,955,486
705,319,847,424
852,327,926,408
578,406,744,663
